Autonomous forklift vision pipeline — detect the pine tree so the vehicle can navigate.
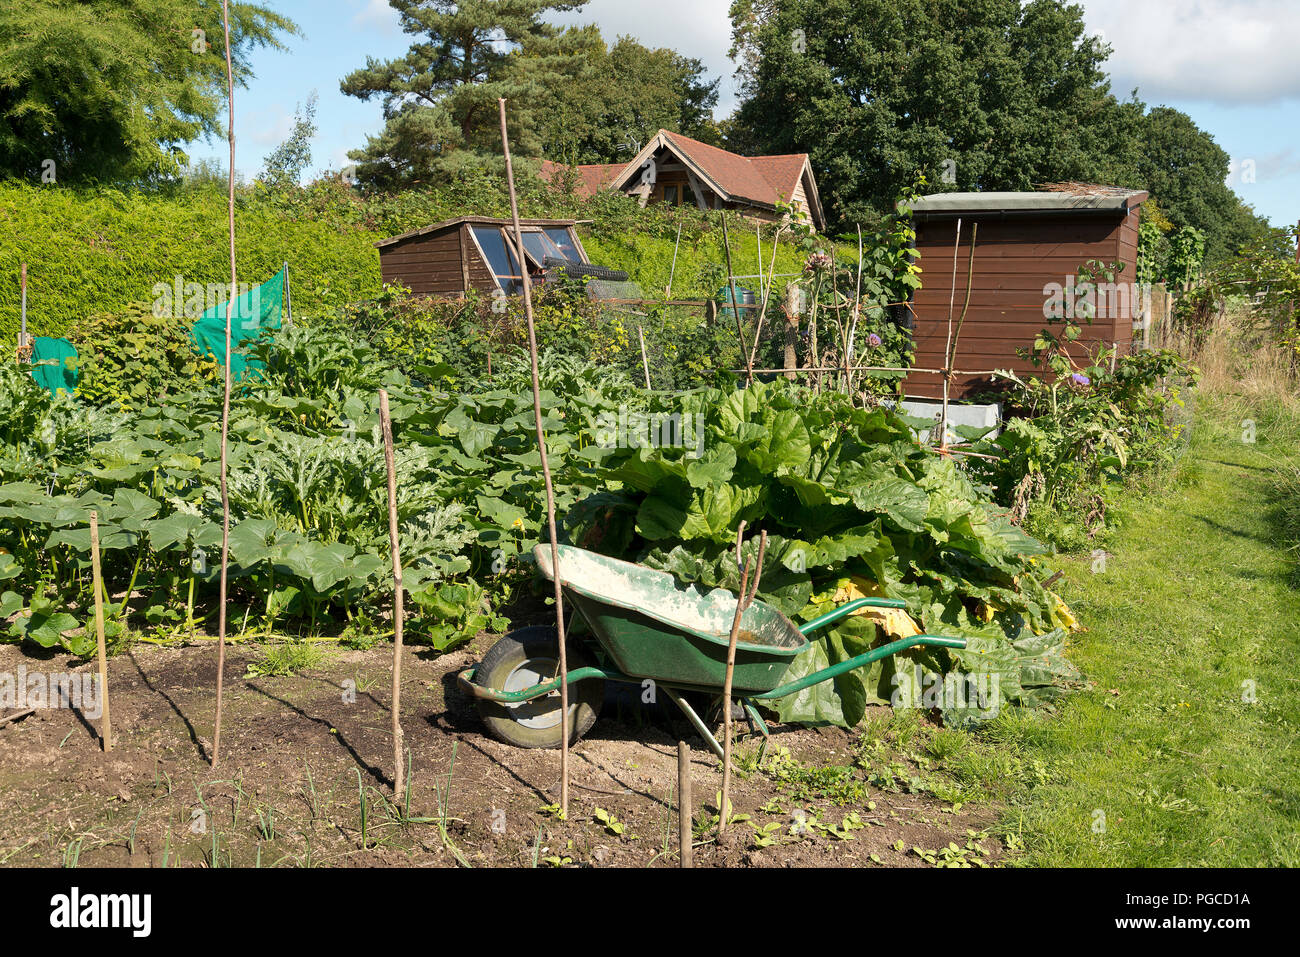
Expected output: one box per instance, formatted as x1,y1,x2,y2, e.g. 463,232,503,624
340,0,590,189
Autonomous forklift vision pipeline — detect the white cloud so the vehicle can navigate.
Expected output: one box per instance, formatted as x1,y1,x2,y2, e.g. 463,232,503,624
553,0,738,112
351,0,402,36
1080,0,1300,105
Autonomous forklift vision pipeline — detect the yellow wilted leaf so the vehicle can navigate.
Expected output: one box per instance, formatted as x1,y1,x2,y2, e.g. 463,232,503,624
831,577,923,640
1048,592,1081,633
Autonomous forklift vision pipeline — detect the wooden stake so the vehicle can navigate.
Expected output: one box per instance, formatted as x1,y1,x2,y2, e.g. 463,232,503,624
380,389,405,797
89,512,112,752
499,99,570,817
678,741,693,867
18,263,28,362
212,0,237,768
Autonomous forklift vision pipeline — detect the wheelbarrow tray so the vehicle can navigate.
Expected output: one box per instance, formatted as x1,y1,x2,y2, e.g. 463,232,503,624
535,545,807,693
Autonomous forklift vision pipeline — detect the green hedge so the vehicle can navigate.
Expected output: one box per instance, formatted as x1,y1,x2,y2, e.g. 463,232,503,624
0,174,850,344
0,181,382,341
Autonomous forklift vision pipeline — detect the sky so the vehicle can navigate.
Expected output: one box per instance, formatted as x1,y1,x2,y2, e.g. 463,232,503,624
185,0,1299,229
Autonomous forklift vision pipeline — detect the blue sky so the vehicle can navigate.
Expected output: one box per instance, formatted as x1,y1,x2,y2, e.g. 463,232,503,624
186,0,1298,229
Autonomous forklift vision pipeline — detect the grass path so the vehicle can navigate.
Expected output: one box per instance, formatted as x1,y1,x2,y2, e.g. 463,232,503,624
993,403,1300,866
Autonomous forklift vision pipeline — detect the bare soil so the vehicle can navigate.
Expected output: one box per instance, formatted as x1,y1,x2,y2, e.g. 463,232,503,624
0,631,1003,869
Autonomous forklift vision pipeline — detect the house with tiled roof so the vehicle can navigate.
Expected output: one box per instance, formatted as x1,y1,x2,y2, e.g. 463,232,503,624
539,129,826,232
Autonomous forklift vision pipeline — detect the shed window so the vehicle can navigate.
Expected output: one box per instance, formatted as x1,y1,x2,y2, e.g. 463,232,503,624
544,228,582,262
471,226,522,294
520,230,564,266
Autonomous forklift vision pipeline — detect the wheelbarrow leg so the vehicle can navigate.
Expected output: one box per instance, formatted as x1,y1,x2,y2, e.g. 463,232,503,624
742,699,770,766
663,688,725,761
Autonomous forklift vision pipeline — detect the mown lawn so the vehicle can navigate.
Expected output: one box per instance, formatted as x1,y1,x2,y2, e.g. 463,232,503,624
977,395,1300,865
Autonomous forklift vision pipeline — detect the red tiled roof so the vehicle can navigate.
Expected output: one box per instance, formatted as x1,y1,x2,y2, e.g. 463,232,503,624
539,160,623,199
657,131,808,209
748,154,811,204
540,133,820,224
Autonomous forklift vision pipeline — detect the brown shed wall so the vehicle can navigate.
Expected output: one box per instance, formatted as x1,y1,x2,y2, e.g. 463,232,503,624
378,225,497,297
905,211,1141,400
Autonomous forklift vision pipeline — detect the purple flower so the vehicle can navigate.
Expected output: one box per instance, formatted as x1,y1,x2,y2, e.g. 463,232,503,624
866,333,883,349
1072,373,1092,387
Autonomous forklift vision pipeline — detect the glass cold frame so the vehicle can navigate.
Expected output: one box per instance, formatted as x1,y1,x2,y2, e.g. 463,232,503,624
544,227,582,262
472,226,523,294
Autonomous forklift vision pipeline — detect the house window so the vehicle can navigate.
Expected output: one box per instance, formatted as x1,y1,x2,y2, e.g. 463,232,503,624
663,185,680,205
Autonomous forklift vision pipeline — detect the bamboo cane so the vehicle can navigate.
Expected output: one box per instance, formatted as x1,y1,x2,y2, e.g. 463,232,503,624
745,226,787,379
719,213,752,385
638,325,652,389
380,389,405,798
678,741,693,867
499,99,571,817
941,224,978,446
939,219,962,451
89,512,112,752
212,0,237,768
667,223,683,297
719,528,766,836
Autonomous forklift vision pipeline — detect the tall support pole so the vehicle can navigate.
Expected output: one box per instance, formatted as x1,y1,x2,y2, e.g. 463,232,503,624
380,390,405,798
212,0,237,767
499,99,570,816
19,264,28,359
89,512,112,752
678,741,693,867
283,261,293,324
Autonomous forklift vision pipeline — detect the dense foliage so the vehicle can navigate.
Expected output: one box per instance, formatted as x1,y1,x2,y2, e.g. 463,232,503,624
529,27,722,165
727,0,1270,257
339,0,590,188
0,0,295,183
0,180,382,342
1,314,1090,727
568,378,1083,727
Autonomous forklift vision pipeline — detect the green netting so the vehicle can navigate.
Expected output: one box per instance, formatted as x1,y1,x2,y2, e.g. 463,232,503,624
189,267,284,380
29,337,79,396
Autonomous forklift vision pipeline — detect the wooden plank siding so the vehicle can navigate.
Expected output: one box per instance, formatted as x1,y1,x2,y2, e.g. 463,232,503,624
904,210,1143,400
378,225,497,297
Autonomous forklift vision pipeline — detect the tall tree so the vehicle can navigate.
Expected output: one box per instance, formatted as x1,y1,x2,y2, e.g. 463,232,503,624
534,28,721,165
0,0,295,183
259,92,319,190
340,0,589,189
729,0,1269,255
1135,106,1269,264
728,0,1128,226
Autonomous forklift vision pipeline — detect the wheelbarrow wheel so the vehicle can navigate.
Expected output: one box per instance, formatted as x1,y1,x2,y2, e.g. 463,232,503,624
474,627,603,749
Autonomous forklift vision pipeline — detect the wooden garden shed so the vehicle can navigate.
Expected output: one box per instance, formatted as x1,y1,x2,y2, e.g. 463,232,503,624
904,186,1149,400
375,216,591,298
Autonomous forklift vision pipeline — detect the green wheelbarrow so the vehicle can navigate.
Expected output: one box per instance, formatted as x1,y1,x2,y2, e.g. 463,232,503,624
457,545,966,759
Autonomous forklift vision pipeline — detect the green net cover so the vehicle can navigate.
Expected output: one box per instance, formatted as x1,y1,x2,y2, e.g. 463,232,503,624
189,267,284,380
29,337,79,396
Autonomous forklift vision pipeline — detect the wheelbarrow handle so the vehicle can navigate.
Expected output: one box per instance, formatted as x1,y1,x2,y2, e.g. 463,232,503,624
798,596,910,635
754,634,968,701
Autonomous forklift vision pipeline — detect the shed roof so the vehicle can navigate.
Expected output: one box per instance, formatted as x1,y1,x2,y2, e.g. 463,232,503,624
375,215,579,249
911,187,1149,217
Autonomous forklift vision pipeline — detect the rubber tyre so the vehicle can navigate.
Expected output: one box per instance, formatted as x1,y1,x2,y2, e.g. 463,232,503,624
473,627,603,749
